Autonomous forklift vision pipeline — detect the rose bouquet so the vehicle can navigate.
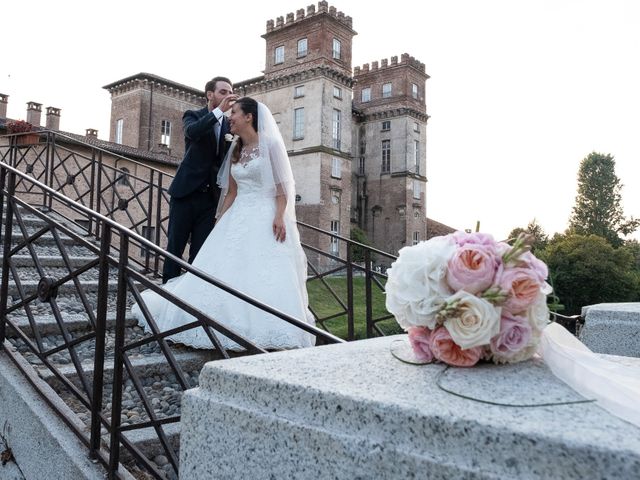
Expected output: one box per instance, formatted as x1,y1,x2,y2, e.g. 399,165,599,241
385,232,551,367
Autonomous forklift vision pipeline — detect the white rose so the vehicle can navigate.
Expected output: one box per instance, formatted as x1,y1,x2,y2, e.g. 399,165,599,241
224,133,235,142
385,236,456,330
526,292,550,333
443,291,501,349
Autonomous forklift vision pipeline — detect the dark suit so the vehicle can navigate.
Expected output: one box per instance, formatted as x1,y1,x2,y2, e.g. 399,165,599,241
162,106,230,283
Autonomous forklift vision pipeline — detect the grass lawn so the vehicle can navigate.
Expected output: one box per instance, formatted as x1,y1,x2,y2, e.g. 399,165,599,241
307,276,403,340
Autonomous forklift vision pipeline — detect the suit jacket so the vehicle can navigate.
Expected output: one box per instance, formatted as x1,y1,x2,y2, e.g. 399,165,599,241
168,106,231,199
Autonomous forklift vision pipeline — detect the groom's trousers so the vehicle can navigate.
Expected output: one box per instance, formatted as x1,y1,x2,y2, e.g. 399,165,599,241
162,188,217,283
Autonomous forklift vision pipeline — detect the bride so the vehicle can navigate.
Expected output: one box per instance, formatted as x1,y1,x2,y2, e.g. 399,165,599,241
132,97,315,350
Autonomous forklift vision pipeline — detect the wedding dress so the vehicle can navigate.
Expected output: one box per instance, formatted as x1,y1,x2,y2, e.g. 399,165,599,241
132,103,315,351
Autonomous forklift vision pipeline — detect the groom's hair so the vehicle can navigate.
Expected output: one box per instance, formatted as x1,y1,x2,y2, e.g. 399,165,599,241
205,76,232,94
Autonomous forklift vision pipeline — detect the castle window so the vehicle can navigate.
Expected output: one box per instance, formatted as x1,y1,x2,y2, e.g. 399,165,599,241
382,83,392,98
297,38,308,57
358,157,365,175
293,108,304,140
332,109,341,150
413,180,421,199
361,87,371,102
332,38,341,59
331,157,341,179
274,45,284,65
115,119,123,145
294,85,305,98
414,140,420,174
117,167,130,186
414,121,420,132
333,86,342,99
161,120,171,147
412,83,419,99
381,140,391,173
381,120,390,131
330,220,340,253
413,231,420,245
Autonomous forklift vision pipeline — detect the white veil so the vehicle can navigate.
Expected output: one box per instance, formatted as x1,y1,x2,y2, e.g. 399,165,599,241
539,323,640,428
216,102,297,222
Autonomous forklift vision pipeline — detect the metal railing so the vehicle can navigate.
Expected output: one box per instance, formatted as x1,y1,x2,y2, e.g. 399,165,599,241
0,131,398,478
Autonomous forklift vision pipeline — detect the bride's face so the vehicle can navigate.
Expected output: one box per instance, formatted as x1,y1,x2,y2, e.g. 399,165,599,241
229,104,254,136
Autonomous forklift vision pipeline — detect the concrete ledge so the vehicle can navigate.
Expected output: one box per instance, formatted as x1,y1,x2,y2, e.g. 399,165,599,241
580,303,640,357
180,336,640,479
0,344,108,480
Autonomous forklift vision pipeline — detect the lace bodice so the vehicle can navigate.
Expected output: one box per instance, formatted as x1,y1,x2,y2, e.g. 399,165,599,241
231,148,267,197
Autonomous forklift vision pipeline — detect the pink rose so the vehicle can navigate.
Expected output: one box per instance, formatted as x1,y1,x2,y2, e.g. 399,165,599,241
452,231,496,248
518,251,548,283
498,267,542,313
490,313,532,358
429,326,482,367
407,327,434,362
446,244,499,294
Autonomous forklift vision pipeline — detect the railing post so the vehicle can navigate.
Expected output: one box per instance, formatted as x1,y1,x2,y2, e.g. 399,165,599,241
346,242,354,341
95,151,103,239
108,234,129,478
365,250,374,338
154,173,164,276
145,170,155,272
45,132,55,211
89,223,112,460
0,169,16,349
88,148,97,235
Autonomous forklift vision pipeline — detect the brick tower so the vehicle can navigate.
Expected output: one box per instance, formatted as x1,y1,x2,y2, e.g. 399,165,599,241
352,54,430,257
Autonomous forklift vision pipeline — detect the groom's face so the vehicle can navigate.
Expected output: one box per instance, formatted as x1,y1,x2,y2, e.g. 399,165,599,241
208,81,233,109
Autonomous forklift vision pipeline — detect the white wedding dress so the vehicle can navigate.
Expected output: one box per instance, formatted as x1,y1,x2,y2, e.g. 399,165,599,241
131,148,316,351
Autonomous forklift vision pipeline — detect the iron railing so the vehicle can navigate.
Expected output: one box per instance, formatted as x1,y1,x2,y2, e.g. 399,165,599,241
0,131,398,478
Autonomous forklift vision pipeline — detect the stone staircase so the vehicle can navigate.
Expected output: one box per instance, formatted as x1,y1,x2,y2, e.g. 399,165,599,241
1,207,223,479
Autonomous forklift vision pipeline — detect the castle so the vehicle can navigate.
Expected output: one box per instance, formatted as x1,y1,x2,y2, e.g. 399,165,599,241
2,1,455,260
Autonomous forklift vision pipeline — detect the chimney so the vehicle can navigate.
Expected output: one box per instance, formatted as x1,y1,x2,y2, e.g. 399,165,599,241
85,128,98,138
26,101,42,126
0,94,8,119
46,107,61,130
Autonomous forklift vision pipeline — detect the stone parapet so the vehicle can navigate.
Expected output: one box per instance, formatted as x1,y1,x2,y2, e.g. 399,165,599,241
180,335,640,479
580,302,640,357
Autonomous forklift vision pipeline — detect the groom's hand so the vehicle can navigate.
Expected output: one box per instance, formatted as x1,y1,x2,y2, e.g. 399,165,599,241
219,94,239,113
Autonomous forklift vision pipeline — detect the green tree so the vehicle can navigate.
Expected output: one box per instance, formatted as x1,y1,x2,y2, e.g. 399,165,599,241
539,234,639,315
507,218,548,253
569,152,639,247
350,227,374,263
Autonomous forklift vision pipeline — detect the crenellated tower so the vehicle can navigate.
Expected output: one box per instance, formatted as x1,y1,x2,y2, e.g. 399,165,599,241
351,53,430,255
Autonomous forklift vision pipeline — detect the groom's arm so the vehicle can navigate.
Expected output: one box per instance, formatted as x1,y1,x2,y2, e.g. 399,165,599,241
182,109,220,141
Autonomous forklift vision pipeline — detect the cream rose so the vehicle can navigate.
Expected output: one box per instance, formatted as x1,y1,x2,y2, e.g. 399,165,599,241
443,291,501,349
526,292,551,333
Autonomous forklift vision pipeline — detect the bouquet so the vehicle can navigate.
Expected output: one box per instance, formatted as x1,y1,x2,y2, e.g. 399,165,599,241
385,231,552,367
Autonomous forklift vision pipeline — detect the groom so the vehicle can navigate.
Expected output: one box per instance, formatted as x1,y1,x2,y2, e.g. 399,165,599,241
162,76,238,283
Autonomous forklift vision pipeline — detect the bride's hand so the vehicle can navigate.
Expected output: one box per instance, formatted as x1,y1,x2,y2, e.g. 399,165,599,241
273,216,286,242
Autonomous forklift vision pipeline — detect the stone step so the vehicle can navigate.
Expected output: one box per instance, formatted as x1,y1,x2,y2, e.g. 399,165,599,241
6,311,138,337
1,229,83,247
10,254,98,267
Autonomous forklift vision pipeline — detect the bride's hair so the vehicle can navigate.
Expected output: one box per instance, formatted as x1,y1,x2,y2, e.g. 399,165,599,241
231,97,259,163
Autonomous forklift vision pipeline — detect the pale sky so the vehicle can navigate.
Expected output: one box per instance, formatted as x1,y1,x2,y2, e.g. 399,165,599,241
2,0,639,241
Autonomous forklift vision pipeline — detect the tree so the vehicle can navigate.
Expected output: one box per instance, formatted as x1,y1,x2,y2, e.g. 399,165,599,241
350,227,375,263
569,152,640,247
507,219,548,253
538,234,639,315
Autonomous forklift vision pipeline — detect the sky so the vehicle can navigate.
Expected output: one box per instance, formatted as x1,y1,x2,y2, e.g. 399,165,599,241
2,0,639,241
